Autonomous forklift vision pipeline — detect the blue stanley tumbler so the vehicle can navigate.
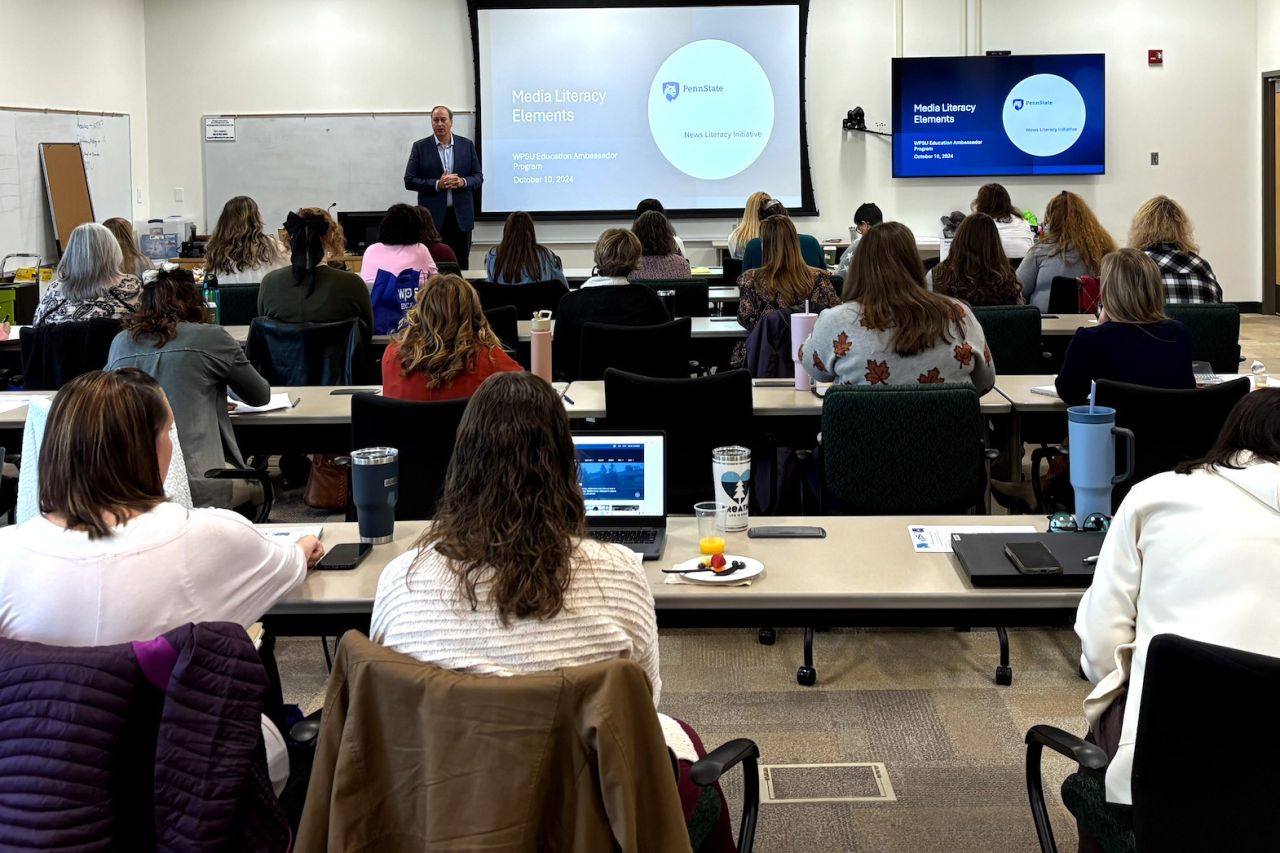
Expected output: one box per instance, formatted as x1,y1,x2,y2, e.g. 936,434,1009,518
1067,406,1135,520
351,447,399,544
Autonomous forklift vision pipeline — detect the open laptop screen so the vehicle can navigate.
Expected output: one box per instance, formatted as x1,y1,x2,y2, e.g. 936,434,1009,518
572,433,665,520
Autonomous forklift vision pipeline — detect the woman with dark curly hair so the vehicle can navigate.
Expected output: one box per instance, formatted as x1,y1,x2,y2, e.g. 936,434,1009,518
107,267,271,511
359,203,439,290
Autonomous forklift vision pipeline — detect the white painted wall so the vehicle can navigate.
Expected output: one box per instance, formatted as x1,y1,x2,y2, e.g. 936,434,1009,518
110,0,1269,300
1260,0,1280,72
0,0,149,221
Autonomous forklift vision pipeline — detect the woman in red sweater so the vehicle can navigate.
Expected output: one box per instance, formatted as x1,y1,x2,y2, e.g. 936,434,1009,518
381,274,521,400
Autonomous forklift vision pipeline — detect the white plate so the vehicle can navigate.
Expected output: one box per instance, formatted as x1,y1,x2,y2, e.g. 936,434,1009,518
668,554,764,583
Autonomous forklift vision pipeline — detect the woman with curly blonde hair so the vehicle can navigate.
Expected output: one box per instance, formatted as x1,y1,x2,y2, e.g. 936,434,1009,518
1016,191,1117,312
381,273,521,401
204,196,288,283
1128,195,1222,303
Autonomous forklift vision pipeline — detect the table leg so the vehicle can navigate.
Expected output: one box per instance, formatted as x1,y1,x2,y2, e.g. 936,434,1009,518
1008,410,1024,481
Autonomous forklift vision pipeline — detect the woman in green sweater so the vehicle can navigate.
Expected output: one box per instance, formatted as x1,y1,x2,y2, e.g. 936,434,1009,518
258,209,373,333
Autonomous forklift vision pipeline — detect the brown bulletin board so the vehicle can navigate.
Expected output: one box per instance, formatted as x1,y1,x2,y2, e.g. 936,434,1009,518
39,142,94,256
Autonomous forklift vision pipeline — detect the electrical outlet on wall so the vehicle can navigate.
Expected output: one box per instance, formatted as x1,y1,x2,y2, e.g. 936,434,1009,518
1150,152,1159,166
174,187,185,203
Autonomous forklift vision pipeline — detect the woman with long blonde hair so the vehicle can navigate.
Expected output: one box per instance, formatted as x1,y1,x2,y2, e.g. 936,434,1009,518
731,215,838,368
381,273,521,401
102,217,155,280
726,190,770,259
1128,195,1221,303
1054,248,1194,404
204,196,288,283
800,222,994,392
1016,191,1116,312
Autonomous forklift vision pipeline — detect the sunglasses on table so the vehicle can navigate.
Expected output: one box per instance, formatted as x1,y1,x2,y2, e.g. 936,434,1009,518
1048,512,1111,534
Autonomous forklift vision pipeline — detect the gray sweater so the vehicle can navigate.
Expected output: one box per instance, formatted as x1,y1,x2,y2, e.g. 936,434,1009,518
1016,244,1091,312
107,323,270,509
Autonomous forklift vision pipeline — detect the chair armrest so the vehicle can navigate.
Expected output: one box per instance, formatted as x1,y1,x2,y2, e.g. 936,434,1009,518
690,737,760,786
1025,725,1109,770
204,466,275,524
692,738,760,852
289,716,322,746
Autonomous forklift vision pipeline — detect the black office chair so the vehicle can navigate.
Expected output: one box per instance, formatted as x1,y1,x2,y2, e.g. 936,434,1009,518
603,368,753,512
1008,257,1023,272
1094,377,1250,509
971,305,1043,375
1048,276,1083,314
350,394,469,519
246,318,367,386
923,256,941,272
471,280,568,317
722,255,743,285
635,280,710,318
1026,634,1280,853
20,318,122,390
483,305,519,352
217,283,261,326
1164,302,1241,374
579,318,692,381
773,384,1004,688
436,261,462,277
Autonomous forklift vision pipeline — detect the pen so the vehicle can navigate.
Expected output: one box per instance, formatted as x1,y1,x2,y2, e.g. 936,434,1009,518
1082,555,1099,565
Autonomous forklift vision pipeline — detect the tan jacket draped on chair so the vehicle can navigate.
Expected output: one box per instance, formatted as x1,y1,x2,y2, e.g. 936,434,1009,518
297,631,693,853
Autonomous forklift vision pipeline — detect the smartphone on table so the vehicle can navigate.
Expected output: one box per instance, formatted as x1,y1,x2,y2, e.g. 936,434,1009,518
316,542,373,571
1003,542,1063,576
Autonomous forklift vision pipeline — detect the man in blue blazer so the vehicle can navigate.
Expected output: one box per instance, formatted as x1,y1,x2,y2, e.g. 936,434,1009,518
404,105,484,268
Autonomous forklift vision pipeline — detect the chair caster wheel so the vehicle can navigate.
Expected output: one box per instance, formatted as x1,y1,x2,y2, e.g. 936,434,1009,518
758,627,777,646
796,666,817,687
995,666,1013,686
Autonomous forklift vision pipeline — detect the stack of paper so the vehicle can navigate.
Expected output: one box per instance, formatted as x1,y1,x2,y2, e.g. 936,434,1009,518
230,393,297,415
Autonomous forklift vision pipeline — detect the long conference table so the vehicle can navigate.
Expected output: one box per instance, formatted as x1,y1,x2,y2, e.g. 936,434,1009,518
262,514,1079,682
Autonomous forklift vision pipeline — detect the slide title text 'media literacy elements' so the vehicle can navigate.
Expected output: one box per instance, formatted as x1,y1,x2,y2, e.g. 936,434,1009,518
513,89,608,105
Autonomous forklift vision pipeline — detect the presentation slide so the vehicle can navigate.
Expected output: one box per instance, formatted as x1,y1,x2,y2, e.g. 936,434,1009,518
472,3,811,215
891,54,1105,178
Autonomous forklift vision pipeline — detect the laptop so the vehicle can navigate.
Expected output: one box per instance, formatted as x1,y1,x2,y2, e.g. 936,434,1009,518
573,431,666,560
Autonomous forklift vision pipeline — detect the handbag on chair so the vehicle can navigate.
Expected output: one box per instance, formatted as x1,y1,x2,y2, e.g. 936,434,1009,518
303,454,348,511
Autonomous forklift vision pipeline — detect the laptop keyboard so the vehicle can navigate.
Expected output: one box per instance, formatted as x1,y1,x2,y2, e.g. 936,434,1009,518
590,529,659,546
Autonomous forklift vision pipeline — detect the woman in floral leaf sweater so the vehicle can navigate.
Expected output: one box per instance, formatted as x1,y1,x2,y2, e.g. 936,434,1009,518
800,221,995,393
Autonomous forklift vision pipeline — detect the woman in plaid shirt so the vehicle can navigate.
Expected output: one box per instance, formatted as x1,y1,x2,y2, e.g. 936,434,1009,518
1129,195,1222,303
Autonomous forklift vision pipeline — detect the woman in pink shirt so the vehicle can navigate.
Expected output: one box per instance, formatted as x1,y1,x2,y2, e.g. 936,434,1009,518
359,203,439,289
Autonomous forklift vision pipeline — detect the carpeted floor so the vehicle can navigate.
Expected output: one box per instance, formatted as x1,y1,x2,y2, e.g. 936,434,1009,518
277,624,1087,851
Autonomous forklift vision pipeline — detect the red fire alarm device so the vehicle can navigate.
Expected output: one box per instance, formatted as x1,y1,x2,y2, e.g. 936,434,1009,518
1149,49,1164,65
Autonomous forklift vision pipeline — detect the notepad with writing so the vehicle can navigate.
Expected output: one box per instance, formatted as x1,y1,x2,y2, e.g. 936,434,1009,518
1030,386,1059,397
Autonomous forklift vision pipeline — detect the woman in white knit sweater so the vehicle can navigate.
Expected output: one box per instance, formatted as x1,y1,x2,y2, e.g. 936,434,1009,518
1074,389,1280,848
371,370,661,700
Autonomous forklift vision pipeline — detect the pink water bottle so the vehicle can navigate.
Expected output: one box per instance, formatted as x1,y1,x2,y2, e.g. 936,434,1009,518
791,302,818,391
530,310,552,382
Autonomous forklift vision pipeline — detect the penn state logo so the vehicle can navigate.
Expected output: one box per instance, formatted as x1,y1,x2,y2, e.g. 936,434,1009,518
663,82,680,101
1013,99,1025,110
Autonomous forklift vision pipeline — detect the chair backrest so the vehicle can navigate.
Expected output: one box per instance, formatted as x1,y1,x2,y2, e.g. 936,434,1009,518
1047,276,1081,314
351,394,469,519
923,256,941,272
436,261,462,277
1164,302,1241,374
604,368,753,512
1131,634,1280,851
20,318,123,391
217,283,261,327
471,279,569,317
821,384,986,514
579,318,692,381
1095,377,1250,507
483,305,519,352
246,318,365,386
634,280,710,318
552,285,669,381
970,305,1043,374
722,255,743,285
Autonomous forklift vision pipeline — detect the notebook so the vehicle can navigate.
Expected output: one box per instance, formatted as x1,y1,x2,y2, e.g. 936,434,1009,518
573,431,666,560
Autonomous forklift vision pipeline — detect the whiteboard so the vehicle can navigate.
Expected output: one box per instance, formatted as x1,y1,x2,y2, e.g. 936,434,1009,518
0,108,133,261
202,112,475,235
